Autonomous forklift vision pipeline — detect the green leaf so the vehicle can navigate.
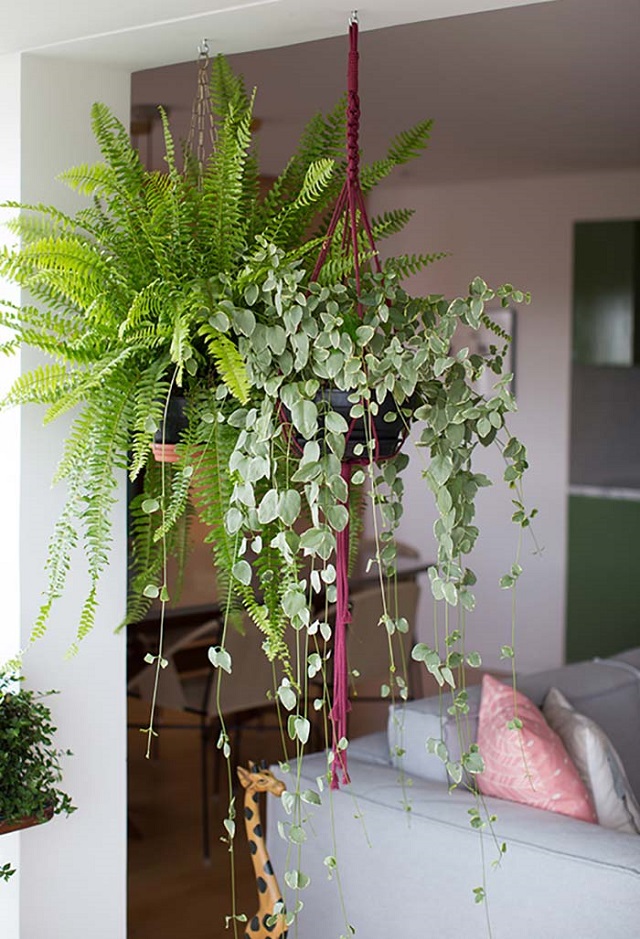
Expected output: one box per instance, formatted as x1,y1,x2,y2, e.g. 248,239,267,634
209,311,230,332
462,745,485,775
429,454,453,486
234,308,256,337
301,789,321,805
143,584,159,599
436,487,452,514
324,503,349,532
477,417,492,438
277,681,297,711
141,499,160,514
324,410,349,434
208,646,232,674
290,399,318,440
293,715,310,745
244,283,259,306
285,869,311,890
225,507,244,534
232,560,252,585
258,488,279,524
442,581,458,606
278,489,301,526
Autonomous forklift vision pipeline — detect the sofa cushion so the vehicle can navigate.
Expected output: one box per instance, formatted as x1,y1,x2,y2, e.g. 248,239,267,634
388,648,640,795
543,687,640,835
518,651,640,800
477,675,596,823
388,685,482,784
347,731,392,766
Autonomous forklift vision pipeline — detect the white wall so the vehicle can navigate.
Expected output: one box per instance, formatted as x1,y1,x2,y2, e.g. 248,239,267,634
369,168,640,673
0,51,24,935
0,54,130,939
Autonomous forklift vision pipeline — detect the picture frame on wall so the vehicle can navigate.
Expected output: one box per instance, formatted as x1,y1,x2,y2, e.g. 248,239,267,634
450,306,517,398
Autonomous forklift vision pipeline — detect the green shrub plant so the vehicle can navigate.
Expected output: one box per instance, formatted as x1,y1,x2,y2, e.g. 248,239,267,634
0,674,74,882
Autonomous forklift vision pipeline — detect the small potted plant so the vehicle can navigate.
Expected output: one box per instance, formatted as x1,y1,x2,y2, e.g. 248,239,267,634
0,672,74,880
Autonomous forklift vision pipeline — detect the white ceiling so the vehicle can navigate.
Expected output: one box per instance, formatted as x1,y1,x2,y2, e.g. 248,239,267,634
131,0,640,184
3,0,553,69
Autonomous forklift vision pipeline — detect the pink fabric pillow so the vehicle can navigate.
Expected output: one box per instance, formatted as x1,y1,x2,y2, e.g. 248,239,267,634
477,675,596,823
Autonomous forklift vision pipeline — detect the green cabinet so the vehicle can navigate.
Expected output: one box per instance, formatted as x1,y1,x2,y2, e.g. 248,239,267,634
566,494,640,662
573,220,640,366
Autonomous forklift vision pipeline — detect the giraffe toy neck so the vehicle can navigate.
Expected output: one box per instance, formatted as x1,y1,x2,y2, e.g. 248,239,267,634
237,766,288,939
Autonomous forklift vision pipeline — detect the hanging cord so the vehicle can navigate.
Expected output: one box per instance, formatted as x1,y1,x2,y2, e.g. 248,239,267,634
311,17,386,789
330,463,353,788
186,39,216,180
311,18,381,293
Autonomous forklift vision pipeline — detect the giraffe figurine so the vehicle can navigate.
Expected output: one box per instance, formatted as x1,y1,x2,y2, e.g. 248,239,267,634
237,761,288,939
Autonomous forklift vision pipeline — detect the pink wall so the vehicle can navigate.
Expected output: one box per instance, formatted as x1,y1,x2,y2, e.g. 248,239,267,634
369,168,640,672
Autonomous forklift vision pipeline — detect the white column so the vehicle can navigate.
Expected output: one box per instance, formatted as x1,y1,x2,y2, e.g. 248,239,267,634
0,52,24,937
0,53,130,939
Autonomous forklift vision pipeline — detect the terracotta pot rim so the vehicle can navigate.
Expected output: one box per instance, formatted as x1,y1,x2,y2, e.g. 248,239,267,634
0,805,54,836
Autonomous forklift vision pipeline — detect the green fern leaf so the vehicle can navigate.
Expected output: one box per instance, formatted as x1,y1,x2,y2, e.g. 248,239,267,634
201,330,250,404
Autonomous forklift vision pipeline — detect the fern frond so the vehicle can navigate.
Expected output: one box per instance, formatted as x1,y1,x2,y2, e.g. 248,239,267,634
200,91,256,272
387,120,433,165
210,54,250,118
90,102,146,201
370,208,415,242
58,162,119,198
4,203,80,243
384,251,448,279
200,329,250,404
1,235,126,320
253,97,346,243
313,248,378,286
129,357,172,479
158,107,179,179
361,119,432,193
263,159,335,249
480,311,512,343
43,347,139,425
1,363,71,409
118,279,173,339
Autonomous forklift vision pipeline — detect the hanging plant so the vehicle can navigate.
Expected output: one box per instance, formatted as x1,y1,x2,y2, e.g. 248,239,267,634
0,23,535,934
0,53,433,652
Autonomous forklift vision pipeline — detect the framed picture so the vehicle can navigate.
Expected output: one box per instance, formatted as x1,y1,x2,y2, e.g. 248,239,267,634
450,306,517,398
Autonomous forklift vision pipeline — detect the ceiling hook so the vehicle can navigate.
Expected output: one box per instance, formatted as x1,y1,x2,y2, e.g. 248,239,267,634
349,10,358,26
198,38,210,59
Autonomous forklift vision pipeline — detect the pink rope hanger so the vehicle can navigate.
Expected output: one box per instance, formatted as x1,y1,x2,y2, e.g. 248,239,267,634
308,15,394,789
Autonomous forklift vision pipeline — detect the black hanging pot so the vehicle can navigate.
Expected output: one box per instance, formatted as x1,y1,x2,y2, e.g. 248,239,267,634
285,388,407,463
152,394,188,464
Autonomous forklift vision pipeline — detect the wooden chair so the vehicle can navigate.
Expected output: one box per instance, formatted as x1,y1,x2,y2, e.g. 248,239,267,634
346,579,421,707
128,614,284,861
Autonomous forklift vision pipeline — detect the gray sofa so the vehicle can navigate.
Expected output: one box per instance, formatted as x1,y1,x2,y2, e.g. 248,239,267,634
268,649,640,938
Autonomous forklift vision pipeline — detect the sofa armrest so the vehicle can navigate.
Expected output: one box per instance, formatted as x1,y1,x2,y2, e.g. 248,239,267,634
268,752,640,939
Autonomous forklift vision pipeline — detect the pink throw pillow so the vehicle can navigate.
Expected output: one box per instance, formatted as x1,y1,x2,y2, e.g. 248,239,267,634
477,675,596,823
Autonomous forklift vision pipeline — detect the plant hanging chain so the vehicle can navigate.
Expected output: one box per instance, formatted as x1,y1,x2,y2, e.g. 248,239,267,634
187,39,216,177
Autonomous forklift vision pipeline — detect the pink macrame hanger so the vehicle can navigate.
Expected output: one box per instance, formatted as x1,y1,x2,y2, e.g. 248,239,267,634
310,12,383,789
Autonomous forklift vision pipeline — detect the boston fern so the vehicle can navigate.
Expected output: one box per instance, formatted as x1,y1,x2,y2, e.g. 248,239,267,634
0,56,433,652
